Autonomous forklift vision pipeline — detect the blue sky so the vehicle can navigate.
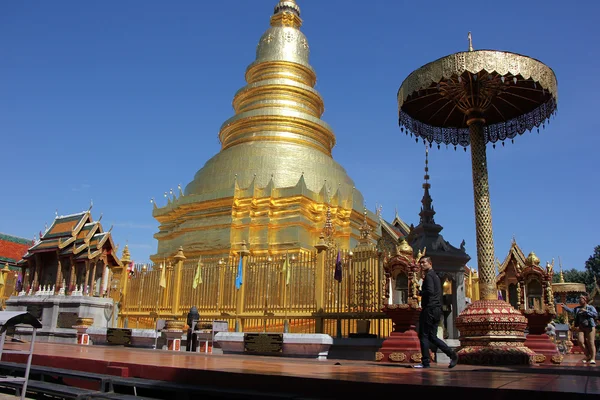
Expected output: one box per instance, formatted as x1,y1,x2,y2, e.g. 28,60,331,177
1,0,598,271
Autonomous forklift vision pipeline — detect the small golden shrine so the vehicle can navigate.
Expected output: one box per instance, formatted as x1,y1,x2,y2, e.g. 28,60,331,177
18,206,121,296
496,238,528,308
514,252,556,314
515,252,561,364
377,239,426,364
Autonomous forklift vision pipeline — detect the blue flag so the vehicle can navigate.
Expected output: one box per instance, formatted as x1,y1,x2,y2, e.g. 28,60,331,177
235,257,243,289
334,250,342,282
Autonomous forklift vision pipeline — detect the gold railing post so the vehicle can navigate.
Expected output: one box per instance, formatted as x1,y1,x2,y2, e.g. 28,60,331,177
172,247,186,316
117,245,132,327
314,235,329,334
314,234,329,313
0,263,10,300
235,241,250,332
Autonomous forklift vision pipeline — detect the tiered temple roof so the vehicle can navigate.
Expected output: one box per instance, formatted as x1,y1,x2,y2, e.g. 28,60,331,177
20,208,121,266
496,237,528,284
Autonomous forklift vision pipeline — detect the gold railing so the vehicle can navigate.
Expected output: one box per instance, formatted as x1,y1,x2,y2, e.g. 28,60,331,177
118,243,390,337
0,270,18,308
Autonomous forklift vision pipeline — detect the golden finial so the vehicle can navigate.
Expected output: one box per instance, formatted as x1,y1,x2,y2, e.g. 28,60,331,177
558,256,565,283
525,251,540,266
358,206,372,244
397,238,414,258
272,0,302,28
415,246,426,263
468,31,474,52
321,204,335,244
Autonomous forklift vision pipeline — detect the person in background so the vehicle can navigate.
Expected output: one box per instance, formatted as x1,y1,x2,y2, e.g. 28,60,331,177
560,293,598,364
414,257,458,369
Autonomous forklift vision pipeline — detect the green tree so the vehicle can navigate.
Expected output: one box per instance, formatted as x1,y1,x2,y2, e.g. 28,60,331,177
584,245,600,287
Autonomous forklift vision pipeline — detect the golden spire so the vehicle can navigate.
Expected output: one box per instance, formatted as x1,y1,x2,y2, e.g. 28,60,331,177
121,244,131,264
559,256,565,283
322,205,335,245
358,206,372,244
217,0,335,156
183,0,365,210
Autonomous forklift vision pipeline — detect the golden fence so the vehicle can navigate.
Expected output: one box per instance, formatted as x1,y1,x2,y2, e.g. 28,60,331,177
119,243,392,337
0,270,18,307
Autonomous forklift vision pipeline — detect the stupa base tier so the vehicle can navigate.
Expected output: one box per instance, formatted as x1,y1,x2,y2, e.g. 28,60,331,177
456,299,534,365
457,345,535,365
376,331,429,364
524,334,563,364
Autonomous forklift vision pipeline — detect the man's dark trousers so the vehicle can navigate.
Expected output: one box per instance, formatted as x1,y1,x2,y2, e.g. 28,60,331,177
419,306,454,366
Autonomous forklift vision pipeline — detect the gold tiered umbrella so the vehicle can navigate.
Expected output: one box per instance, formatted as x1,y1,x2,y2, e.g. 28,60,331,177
397,34,557,365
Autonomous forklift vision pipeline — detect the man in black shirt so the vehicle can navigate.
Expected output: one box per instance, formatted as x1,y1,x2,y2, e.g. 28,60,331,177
415,257,458,368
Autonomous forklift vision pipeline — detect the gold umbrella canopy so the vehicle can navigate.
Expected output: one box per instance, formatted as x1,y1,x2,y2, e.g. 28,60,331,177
397,50,558,148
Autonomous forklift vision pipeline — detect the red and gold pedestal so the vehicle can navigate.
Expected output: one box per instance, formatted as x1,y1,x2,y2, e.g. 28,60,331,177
73,317,94,346
376,304,433,364
455,300,535,365
523,310,562,364
163,320,185,351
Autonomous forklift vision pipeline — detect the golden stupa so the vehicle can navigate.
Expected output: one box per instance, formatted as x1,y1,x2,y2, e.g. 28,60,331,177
151,0,378,261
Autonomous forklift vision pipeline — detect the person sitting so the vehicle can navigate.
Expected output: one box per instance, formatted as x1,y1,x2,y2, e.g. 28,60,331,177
560,293,598,364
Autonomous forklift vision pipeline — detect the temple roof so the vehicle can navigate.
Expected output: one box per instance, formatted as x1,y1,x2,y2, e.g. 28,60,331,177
43,211,90,240
496,238,528,283
379,217,409,241
0,233,33,266
19,207,121,266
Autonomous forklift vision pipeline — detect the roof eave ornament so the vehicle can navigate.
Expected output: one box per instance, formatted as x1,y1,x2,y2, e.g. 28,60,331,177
468,31,474,52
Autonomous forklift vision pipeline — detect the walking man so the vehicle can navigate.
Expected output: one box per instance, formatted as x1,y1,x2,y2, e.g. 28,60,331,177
415,257,458,368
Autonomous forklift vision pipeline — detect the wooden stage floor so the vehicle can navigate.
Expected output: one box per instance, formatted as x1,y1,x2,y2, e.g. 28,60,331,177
2,342,599,399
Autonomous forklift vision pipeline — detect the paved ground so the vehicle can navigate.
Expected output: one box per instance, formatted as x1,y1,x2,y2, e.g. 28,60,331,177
0,341,598,398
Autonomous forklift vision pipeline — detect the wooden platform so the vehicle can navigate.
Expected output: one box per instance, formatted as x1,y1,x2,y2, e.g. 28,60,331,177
1,342,599,399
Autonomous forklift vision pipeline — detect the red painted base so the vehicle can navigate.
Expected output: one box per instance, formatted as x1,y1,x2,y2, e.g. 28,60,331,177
524,334,562,364
377,330,423,363
522,311,561,364
377,304,434,364
168,338,181,351
570,345,585,354
77,333,90,345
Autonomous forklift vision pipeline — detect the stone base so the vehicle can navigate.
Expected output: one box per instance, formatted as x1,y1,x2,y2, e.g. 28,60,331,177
455,299,535,365
524,334,563,364
215,332,332,359
6,295,114,344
